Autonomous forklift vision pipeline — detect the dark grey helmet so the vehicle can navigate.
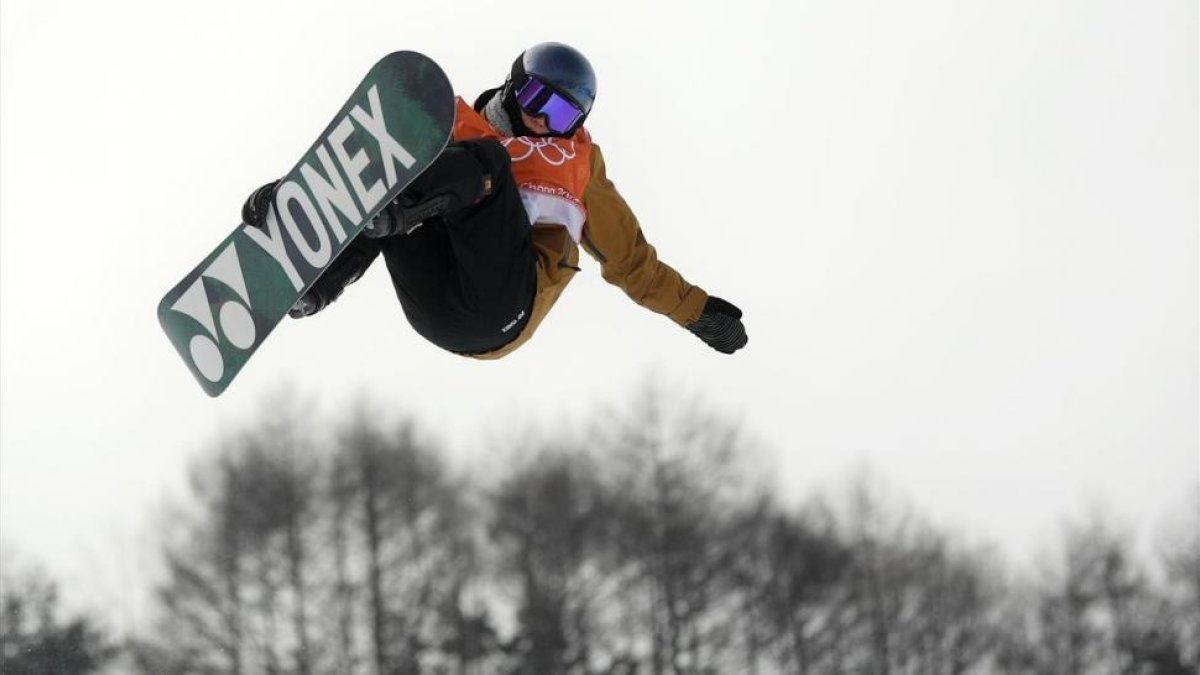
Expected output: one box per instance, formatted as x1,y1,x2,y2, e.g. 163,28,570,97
504,42,597,136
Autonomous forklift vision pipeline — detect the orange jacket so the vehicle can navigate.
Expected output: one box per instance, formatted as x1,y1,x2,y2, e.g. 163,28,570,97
451,98,708,359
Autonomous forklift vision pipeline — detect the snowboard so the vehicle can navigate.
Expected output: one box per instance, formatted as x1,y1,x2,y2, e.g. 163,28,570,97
158,51,455,397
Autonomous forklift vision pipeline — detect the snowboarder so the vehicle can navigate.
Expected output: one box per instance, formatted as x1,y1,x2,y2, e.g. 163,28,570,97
241,42,748,358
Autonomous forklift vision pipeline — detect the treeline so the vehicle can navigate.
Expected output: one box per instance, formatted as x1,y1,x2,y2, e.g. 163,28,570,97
0,561,116,674
3,392,1198,674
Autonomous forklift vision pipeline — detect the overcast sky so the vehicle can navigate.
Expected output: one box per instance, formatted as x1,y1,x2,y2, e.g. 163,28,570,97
1,0,1196,630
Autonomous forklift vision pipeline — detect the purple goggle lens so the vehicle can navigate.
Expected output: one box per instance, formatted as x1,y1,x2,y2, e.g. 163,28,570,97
515,78,584,134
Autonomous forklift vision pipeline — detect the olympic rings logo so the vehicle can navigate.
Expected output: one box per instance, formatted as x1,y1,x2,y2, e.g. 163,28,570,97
503,137,577,166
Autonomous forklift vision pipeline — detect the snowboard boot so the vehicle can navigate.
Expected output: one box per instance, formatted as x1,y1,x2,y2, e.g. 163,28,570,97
288,238,379,318
240,179,280,230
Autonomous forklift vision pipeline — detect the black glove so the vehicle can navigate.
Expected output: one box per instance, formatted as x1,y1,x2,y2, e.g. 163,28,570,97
687,296,748,354
364,143,494,238
362,193,454,238
241,179,280,229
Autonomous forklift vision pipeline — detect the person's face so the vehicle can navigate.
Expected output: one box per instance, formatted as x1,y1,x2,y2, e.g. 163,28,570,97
520,109,552,136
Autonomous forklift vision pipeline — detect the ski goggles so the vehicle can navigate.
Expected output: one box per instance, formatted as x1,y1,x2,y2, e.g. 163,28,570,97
514,77,585,134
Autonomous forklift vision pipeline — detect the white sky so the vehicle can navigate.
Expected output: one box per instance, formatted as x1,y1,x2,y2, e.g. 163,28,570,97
1,0,1196,630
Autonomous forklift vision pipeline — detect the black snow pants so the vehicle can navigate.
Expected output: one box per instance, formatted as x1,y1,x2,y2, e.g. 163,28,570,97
308,139,535,355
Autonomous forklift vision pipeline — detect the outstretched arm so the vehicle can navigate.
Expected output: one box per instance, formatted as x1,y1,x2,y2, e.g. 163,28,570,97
580,145,708,324
580,145,746,353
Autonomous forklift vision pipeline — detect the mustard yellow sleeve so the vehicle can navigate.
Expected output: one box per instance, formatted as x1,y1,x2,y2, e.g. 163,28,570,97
580,144,708,326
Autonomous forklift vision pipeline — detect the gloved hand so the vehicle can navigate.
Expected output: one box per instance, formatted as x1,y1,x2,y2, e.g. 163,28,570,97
241,179,280,229
687,296,748,354
362,193,452,238
364,143,495,238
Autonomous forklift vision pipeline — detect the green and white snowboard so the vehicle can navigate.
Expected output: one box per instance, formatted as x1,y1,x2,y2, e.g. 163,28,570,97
158,51,455,397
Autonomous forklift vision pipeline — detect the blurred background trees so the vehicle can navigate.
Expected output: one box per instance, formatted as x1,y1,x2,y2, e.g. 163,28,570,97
0,556,115,674
6,388,1194,674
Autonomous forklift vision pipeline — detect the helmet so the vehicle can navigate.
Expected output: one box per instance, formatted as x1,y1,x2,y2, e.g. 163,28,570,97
504,42,597,137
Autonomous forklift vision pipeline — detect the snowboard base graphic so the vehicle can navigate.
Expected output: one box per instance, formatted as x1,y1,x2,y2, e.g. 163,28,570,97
158,51,455,396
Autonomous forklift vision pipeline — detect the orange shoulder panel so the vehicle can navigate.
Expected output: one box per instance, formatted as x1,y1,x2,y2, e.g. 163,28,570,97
451,97,502,142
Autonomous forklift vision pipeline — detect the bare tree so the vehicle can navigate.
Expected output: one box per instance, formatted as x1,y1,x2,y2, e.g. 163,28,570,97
488,446,618,674
827,472,1002,675
595,387,762,674
136,398,327,675
727,497,852,674
142,451,254,674
330,408,482,675
138,398,492,675
1159,486,1200,671
997,513,1197,675
0,559,116,674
